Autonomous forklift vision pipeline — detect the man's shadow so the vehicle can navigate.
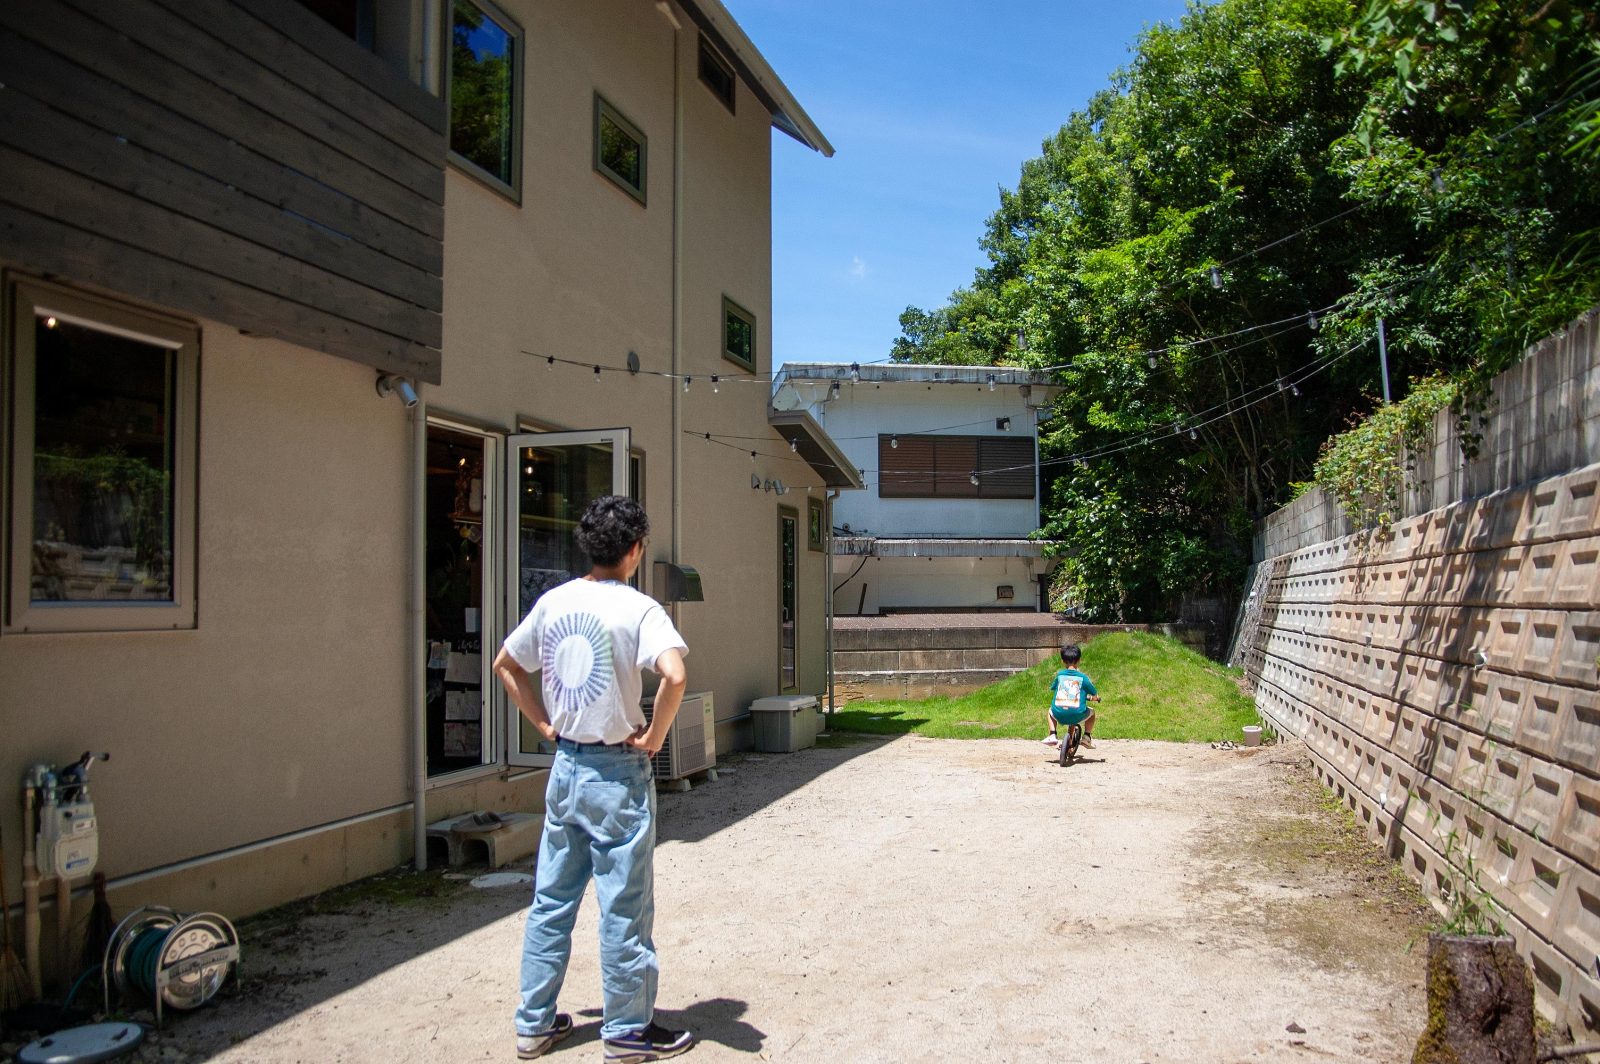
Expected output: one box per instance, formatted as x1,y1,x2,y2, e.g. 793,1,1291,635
575,997,765,1053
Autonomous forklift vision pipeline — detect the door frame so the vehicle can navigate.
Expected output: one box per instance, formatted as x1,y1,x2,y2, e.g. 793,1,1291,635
777,504,799,693
503,427,632,767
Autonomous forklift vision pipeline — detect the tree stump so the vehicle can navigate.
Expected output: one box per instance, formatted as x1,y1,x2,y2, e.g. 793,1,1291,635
1413,934,1535,1064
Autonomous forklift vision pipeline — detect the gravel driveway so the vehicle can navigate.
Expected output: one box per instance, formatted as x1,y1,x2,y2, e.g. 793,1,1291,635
122,736,1431,1063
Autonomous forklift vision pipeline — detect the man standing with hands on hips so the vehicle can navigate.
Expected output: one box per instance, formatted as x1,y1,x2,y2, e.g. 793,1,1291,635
492,495,695,1063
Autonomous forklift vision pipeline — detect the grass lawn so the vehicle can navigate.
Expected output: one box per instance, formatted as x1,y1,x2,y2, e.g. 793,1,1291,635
830,631,1260,744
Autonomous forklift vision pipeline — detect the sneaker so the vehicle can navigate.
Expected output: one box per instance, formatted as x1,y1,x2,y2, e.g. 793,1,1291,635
1041,733,1059,746
1081,734,1095,749
517,1014,574,1059
603,1022,695,1063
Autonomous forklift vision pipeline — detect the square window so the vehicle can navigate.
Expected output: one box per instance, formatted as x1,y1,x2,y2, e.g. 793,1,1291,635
698,36,735,113
449,0,522,197
6,279,199,632
723,297,755,371
594,95,646,203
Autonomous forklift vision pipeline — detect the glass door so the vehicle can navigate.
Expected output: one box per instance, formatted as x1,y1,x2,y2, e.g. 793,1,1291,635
779,507,798,691
504,428,631,766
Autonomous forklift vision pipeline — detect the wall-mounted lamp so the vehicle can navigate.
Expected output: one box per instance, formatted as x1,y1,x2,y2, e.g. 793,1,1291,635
376,374,418,408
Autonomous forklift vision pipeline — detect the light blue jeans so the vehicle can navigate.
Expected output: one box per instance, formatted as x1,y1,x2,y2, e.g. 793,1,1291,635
515,741,658,1040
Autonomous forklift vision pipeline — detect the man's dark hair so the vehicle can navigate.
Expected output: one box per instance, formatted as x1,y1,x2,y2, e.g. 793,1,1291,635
1060,643,1082,665
575,495,650,567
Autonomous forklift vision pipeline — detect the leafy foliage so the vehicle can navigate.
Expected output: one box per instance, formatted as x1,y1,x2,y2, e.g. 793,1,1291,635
892,0,1600,619
1311,373,1457,525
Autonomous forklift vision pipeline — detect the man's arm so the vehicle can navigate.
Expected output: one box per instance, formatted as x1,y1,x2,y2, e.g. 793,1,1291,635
627,647,686,757
493,647,557,742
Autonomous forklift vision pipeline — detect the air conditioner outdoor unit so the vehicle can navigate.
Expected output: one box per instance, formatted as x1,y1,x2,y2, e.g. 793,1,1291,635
642,690,716,790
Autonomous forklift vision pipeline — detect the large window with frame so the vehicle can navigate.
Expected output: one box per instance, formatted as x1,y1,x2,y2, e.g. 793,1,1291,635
448,0,522,197
877,434,1034,499
723,297,755,371
6,279,199,632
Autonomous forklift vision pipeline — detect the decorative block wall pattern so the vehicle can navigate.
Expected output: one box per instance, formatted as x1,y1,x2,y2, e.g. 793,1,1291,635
1234,307,1600,1039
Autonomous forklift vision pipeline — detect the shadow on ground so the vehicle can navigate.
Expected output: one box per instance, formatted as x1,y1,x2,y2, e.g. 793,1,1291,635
656,730,905,846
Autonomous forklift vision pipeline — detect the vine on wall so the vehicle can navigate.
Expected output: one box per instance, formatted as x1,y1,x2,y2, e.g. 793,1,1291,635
1311,375,1460,527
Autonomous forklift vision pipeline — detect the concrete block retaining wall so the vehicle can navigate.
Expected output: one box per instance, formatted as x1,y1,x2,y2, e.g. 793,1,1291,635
834,620,1207,702
1233,307,1600,1038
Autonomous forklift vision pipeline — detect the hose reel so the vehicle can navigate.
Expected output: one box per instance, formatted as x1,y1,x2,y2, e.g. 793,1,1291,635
102,906,239,1024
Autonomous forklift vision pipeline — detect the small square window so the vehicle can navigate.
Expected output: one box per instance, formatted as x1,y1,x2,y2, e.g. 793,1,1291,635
722,297,755,371
698,36,735,113
448,0,523,198
594,95,647,203
6,278,199,632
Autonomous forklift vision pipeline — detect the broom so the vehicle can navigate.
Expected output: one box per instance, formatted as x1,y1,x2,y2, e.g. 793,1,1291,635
0,822,31,1011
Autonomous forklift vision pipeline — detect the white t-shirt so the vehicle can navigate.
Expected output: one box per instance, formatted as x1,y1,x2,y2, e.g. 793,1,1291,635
502,578,688,744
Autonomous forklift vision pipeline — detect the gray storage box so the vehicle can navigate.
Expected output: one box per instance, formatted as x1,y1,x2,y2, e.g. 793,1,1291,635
749,695,819,753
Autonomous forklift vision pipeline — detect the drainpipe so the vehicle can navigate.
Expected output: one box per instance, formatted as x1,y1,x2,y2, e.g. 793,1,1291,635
664,1,682,565
411,392,428,871
825,489,838,713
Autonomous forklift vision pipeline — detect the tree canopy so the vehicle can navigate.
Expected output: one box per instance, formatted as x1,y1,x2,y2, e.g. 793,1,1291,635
893,0,1599,620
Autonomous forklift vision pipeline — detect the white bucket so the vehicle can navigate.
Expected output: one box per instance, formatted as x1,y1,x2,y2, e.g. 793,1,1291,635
1242,725,1262,747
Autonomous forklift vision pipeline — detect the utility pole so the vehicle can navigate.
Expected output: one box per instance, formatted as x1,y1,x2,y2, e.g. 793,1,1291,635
1377,317,1392,403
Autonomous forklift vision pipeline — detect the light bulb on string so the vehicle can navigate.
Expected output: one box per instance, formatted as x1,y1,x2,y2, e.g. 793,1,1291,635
1431,168,1445,194
1189,427,1198,441
711,375,720,393
683,376,691,392
1210,266,1223,289
830,380,840,398
969,471,980,487
749,450,756,462
1148,354,1158,369
789,438,798,452
987,374,996,391
1290,382,1301,397
890,435,898,449
1307,311,1318,330
849,362,860,383
593,365,601,382
546,356,554,371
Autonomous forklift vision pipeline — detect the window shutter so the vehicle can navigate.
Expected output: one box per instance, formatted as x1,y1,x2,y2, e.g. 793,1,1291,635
978,437,1035,498
879,434,935,497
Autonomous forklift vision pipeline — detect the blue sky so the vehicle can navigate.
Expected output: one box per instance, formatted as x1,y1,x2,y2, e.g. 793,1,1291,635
721,0,1194,370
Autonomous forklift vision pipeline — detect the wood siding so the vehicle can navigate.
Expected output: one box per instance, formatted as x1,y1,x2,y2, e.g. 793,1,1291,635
0,0,446,382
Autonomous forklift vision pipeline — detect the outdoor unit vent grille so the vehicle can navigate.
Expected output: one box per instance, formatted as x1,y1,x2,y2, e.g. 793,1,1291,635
643,691,715,781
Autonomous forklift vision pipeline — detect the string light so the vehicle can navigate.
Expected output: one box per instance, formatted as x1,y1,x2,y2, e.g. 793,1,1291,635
830,381,840,398
749,450,756,462
683,376,691,392
850,362,860,382
969,471,980,486
546,355,554,370
1307,311,1318,330
1210,266,1223,289
890,435,898,449
593,365,601,381
1148,354,1158,369
1431,167,1445,194
712,375,720,393
789,438,798,452
987,374,996,391
1189,427,1198,441
44,316,57,329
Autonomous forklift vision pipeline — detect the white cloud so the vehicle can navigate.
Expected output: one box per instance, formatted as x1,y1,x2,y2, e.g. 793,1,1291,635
849,255,868,280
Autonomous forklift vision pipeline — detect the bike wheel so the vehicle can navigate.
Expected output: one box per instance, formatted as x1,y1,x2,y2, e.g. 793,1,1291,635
1064,724,1082,763
1057,729,1070,766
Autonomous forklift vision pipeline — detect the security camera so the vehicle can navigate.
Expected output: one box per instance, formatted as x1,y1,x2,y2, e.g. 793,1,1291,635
376,374,419,408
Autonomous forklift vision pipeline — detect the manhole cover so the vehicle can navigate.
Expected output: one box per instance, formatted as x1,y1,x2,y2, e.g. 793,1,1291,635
18,1023,144,1064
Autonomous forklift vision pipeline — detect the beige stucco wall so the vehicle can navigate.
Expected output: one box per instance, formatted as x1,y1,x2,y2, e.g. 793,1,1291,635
1,0,827,977
0,315,412,914
437,0,828,741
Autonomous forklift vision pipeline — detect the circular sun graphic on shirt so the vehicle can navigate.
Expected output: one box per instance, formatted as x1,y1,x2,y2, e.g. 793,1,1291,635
542,611,614,716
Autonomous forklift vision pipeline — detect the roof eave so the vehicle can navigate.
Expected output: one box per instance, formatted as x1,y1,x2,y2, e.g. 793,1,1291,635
675,0,834,157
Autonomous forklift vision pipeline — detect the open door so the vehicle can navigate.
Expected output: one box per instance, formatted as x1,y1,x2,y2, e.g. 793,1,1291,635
504,428,631,766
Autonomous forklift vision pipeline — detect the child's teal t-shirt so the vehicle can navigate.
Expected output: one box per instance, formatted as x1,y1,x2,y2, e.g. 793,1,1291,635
1049,668,1097,724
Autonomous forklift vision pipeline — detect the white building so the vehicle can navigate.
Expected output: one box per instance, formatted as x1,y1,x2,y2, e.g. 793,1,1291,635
772,364,1062,614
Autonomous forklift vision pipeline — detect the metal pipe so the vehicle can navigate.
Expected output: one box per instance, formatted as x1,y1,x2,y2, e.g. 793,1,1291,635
21,777,40,998
1377,317,1392,403
825,490,838,713
668,3,683,562
411,390,429,871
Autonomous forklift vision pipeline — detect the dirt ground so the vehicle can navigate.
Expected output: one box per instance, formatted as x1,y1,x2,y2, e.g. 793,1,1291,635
94,736,1434,1063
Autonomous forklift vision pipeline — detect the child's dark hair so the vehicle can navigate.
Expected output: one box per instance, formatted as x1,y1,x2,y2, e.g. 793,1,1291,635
575,495,650,567
1059,643,1082,665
